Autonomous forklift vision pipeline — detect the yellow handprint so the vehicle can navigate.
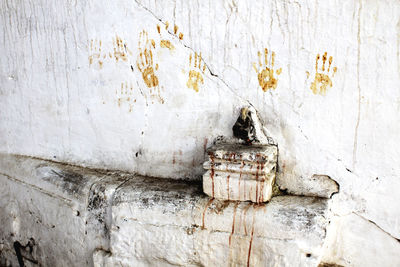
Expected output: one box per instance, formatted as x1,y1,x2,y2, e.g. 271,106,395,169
253,48,282,92
310,52,337,95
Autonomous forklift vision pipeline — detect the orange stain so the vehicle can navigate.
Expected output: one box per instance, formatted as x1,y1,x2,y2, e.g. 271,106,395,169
253,48,282,91
310,52,337,95
186,52,205,92
137,30,160,89
160,40,175,50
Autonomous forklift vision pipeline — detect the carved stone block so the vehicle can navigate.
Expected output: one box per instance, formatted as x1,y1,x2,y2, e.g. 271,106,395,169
203,143,277,203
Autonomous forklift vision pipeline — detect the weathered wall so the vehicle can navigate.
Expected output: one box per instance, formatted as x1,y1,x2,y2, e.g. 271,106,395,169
1,0,399,264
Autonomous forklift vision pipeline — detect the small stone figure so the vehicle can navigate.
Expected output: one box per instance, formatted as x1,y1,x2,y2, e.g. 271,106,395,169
232,106,273,145
232,107,256,144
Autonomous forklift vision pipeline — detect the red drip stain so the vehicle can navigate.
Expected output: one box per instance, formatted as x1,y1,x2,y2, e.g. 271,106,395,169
203,138,208,153
238,162,244,199
255,162,260,203
255,153,263,162
202,198,214,230
259,178,265,203
259,164,265,203
210,154,215,198
247,204,256,267
229,202,239,246
243,204,252,235
172,152,176,164
227,175,230,200
226,152,236,162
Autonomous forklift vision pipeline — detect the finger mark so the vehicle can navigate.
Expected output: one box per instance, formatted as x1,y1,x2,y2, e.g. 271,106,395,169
271,51,275,67
328,56,333,72
264,48,269,65
315,54,320,72
322,52,327,71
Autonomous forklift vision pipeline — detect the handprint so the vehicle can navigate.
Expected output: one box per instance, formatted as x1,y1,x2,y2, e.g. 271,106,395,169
157,24,175,50
88,39,104,68
113,35,131,62
253,48,282,91
310,52,337,95
136,30,159,88
116,81,136,112
186,52,206,92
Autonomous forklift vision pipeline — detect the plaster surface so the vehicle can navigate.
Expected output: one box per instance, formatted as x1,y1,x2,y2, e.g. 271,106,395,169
1,0,400,265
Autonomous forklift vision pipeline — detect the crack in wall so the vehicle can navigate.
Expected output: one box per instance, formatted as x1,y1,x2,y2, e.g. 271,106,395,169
354,212,400,243
352,0,362,169
0,172,74,206
330,208,400,244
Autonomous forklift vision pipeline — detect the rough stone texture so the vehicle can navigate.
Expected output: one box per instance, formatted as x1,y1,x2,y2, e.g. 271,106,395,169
0,154,331,266
207,143,278,163
282,174,339,199
103,180,330,266
321,213,400,267
1,0,400,264
203,143,277,202
0,154,130,266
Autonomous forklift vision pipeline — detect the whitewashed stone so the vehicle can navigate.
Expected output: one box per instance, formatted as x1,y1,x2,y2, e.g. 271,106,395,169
0,154,130,266
206,143,278,163
203,158,275,174
0,154,332,267
104,178,331,267
203,170,275,203
203,143,277,202
247,105,277,145
320,213,400,267
277,174,339,199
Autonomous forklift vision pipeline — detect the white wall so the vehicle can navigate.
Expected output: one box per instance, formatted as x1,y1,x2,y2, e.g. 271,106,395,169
1,0,399,262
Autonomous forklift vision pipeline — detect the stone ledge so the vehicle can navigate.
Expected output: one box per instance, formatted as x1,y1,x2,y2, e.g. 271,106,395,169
109,182,328,266
0,154,331,267
0,154,131,266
